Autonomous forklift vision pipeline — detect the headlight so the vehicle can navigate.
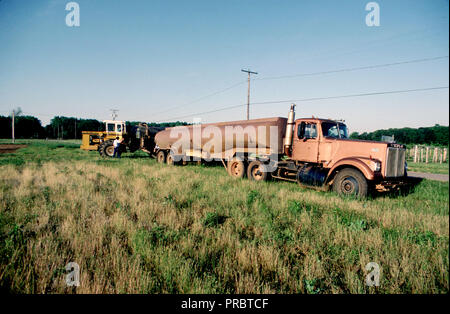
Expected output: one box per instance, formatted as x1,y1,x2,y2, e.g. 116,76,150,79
371,161,381,172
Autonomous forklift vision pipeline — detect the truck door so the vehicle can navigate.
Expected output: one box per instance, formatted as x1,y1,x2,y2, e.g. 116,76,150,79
292,121,319,163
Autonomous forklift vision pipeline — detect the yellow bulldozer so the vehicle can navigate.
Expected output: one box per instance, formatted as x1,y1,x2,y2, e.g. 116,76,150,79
80,120,164,157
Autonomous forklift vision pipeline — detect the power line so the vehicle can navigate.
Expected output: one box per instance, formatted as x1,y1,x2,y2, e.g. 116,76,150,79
157,86,449,122
152,55,448,118
250,86,449,105
22,112,53,117
285,25,447,67
151,80,247,117
3,55,447,124
255,56,448,81
154,104,244,122
5,85,448,124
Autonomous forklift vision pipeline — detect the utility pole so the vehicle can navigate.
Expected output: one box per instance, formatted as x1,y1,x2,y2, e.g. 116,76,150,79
11,107,21,144
241,69,258,120
110,109,119,121
12,110,15,144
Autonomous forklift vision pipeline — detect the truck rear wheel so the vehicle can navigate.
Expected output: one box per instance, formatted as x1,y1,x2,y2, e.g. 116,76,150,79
247,160,269,181
227,157,246,179
156,150,166,163
332,168,368,198
99,140,115,157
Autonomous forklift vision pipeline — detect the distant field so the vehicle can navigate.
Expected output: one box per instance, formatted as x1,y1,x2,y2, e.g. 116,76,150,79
407,162,449,175
0,139,82,145
0,140,448,293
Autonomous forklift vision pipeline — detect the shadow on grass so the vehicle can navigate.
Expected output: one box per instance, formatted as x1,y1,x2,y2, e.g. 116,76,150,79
115,156,427,201
370,177,423,199
122,154,154,159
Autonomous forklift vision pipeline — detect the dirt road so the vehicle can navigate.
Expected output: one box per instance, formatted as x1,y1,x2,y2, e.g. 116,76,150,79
409,171,449,182
0,144,27,154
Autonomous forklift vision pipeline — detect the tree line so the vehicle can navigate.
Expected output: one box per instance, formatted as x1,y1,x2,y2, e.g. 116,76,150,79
349,124,449,146
1,114,448,146
0,115,187,140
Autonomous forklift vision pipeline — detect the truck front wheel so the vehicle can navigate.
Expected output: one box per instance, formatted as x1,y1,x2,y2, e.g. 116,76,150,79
332,168,368,198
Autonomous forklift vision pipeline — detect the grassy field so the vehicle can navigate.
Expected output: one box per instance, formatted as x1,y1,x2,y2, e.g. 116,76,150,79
0,140,448,293
407,161,449,175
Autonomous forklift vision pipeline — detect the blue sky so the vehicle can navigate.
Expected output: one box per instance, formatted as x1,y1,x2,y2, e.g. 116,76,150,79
0,0,448,132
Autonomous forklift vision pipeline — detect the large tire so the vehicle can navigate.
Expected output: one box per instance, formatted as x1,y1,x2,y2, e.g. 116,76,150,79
332,168,368,198
166,153,176,165
247,160,269,181
227,157,247,179
99,140,115,157
156,150,166,163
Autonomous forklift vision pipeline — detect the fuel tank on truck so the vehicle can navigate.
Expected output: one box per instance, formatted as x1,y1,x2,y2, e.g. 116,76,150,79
154,117,287,158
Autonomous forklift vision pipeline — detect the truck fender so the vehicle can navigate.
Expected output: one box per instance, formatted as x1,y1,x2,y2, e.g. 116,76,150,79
326,158,375,183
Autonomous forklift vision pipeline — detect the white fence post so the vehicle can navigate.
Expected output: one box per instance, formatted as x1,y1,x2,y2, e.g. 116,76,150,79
414,145,418,163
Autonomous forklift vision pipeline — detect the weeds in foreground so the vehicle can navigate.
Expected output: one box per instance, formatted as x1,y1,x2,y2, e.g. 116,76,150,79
0,140,448,293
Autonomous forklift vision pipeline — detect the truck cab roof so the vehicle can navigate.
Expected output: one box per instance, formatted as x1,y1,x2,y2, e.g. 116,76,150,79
103,120,126,124
296,118,345,124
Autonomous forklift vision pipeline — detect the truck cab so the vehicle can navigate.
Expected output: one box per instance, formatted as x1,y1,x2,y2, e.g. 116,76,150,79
293,118,348,163
289,117,407,196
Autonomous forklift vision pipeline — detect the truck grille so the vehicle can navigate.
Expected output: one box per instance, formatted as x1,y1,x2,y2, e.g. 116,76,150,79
385,147,405,177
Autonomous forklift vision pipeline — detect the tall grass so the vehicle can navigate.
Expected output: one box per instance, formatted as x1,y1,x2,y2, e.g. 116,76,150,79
0,141,448,293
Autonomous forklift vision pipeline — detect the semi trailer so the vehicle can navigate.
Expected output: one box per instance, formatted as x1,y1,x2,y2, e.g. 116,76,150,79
153,105,408,197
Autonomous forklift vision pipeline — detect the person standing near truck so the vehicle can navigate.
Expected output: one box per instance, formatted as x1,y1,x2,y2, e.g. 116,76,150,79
113,137,121,158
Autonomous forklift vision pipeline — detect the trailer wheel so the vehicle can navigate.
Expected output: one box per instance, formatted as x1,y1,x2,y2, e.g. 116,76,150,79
156,150,166,163
99,140,115,157
166,153,176,165
227,157,246,179
247,160,268,181
332,168,368,198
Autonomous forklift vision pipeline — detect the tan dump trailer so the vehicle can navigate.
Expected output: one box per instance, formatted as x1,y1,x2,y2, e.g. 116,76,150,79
154,117,287,159
153,105,409,197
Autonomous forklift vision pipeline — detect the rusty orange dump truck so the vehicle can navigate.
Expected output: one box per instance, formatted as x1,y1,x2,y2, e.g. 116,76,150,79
153,105,408,197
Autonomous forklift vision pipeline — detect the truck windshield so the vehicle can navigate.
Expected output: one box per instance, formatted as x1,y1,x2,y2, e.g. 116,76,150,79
321,122,348,139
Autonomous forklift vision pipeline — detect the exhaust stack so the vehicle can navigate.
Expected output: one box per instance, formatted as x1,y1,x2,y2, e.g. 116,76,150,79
284,104,296,157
